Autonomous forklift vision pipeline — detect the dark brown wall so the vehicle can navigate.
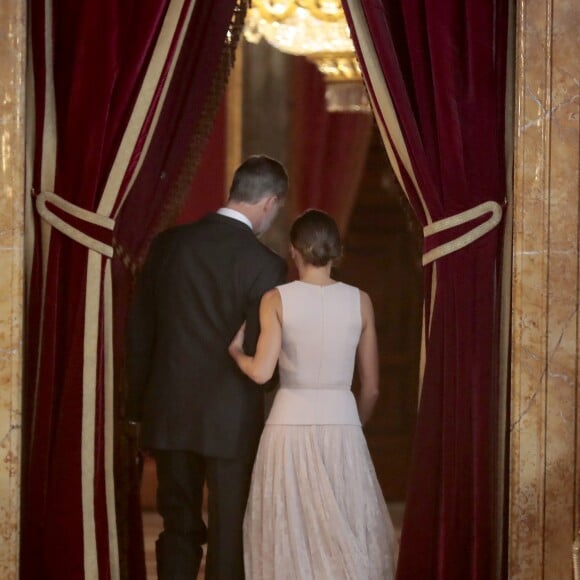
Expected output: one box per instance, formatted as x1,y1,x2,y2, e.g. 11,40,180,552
242,40,292,257
337,126,423,501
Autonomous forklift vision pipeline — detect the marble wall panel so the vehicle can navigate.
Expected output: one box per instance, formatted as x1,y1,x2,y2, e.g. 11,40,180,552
509,0,580,578
0,2,26,579
0,1,575,579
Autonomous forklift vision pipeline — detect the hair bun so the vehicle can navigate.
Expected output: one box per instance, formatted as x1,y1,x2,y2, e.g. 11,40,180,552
290,210,342,267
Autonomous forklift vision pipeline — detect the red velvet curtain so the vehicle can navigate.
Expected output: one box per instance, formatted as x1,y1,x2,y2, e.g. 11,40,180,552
344,1,508,578
112,14,239,574
175,99,228,225
114,3,243,262
23,1,239,578
290,57,372,235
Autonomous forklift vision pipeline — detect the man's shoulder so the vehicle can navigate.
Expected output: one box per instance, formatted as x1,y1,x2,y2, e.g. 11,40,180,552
143,221,207,267
151,216,218,247
150,217,285,271
246,239,286,269
152,221,198,243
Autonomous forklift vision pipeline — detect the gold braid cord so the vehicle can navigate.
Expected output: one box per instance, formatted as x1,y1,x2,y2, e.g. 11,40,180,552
117,0,249,274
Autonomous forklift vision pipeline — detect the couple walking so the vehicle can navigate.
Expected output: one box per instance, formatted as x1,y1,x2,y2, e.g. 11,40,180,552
127,156,397,579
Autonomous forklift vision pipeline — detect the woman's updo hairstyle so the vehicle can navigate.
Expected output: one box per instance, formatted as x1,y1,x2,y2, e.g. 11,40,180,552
290,209,342,267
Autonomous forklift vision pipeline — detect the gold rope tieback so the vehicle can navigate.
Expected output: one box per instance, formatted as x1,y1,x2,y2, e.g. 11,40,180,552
35,190,115,257
422,200,503,266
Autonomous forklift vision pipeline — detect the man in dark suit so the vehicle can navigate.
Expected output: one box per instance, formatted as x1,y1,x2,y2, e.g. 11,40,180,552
126,155,288,579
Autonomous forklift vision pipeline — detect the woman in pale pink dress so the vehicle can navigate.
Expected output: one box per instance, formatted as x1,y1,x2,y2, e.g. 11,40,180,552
229,210,397,579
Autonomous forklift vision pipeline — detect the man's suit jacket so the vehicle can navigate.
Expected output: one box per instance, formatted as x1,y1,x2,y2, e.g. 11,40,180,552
126,213,287,459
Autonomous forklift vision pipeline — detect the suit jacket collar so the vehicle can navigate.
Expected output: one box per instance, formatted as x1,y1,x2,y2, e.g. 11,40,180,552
206,212,256,235
216,207,253,229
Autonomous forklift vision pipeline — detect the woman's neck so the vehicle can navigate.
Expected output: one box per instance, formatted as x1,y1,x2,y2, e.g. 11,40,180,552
297,264,334,286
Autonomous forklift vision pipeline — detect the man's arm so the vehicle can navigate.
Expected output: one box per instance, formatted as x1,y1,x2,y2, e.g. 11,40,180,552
229,290,282,384
243,256,287,391
125,240,160,422
243,256,287,355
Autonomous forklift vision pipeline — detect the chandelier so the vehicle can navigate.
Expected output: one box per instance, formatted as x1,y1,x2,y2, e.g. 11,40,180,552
243,0,370,112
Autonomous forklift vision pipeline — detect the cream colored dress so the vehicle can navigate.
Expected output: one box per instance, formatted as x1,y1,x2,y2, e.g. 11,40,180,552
243,281,397,579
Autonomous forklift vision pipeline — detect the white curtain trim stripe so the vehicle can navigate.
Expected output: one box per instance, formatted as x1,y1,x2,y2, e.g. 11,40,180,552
344,0,504,399
33,1,197,577
99,0,196,217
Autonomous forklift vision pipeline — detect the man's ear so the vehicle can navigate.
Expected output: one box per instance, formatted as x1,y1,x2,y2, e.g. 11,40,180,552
264,194,278,211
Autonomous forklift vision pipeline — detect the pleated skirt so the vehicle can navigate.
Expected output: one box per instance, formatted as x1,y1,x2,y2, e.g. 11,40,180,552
243,425,398,580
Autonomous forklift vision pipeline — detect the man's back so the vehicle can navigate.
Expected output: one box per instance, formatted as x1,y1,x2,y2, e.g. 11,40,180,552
126,212,286,458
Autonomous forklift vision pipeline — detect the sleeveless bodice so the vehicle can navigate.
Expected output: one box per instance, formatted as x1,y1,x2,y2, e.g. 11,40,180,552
266,281,363,426
246,281,398,579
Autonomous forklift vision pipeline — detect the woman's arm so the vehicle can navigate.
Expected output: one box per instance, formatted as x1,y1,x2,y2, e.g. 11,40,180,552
356,291,380,425
229,289,282,385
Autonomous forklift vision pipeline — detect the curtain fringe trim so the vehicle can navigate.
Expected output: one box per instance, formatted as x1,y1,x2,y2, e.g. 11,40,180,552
123,0,249,273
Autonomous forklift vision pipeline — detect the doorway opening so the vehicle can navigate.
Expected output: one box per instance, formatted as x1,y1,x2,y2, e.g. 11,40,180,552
139,37,423,579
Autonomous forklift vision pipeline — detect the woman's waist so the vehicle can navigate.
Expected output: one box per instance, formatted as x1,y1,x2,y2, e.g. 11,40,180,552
266,387,361,426
279,383,352,391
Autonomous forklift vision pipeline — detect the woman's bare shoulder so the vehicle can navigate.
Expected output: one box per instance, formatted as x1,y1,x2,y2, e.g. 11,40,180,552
358,289,373,308
261,287,282,306
358,290,375,326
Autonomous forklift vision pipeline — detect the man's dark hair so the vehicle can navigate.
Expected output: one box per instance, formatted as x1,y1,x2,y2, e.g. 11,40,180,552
228,155,288,204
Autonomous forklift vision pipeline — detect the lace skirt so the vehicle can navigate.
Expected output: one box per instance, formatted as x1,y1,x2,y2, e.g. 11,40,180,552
243,425,398,580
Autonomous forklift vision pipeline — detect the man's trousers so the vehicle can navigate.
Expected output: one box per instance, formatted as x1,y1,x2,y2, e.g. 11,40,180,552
154,450,253,579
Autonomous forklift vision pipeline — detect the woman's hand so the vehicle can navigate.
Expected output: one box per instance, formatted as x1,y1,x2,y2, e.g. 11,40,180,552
229,322,246,357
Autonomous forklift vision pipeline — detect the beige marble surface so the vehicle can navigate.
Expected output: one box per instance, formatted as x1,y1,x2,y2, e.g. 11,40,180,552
509,0,579,578
0,2,26,579
0,1,575,579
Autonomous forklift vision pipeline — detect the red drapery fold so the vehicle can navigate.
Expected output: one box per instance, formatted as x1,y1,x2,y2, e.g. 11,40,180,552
290,57,373,235
113,3,245,262
174,99,228,225
112,6,241,576
344,1,508,578
23,1,239,578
